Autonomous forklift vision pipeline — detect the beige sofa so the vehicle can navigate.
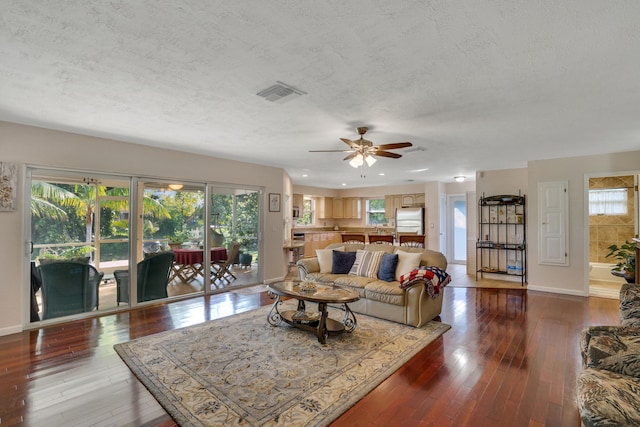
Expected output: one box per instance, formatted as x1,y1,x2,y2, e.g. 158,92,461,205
296,243,449,327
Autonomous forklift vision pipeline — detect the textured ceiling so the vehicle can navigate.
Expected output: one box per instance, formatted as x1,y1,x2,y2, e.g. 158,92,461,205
1,1,639,188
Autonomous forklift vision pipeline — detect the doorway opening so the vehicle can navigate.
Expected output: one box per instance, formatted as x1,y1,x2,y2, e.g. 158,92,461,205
448,194,467,264
587,173,638,299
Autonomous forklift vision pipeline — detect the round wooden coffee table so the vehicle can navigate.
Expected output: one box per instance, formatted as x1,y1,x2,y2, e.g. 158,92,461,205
267,280,359,344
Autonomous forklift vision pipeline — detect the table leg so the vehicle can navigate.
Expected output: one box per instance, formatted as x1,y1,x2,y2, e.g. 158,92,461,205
342,303,357,332
267,295,283,326
317,302,329,344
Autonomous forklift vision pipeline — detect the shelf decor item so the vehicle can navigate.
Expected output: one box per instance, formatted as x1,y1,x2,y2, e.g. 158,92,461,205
476,193,527,285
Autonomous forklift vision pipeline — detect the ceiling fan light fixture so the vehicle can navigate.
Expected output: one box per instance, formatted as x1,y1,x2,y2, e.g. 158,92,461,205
454,176,465,183
168,184,184,190
365,155,377,166
349,154,364,168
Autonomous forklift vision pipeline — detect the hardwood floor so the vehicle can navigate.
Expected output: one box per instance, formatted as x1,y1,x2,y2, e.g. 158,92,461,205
0,266,619,426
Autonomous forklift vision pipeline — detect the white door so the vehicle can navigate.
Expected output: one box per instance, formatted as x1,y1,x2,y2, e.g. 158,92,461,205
447,195,467,264
538,181,569,266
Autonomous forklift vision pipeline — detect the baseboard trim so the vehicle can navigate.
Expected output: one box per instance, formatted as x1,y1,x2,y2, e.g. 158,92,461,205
527,284,586,297
0,324,23,337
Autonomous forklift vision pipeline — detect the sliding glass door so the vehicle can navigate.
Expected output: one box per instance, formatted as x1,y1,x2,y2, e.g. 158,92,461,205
27,168,263,324
29,170,131,321
209,187,261,290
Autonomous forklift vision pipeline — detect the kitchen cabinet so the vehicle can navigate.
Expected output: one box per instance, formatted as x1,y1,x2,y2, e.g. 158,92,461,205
317,197,333,219
292,193,303,218
401,193,425,207
326,197,360,219
303,232,339,257
384,195,402,219
332,198,344,219
401,194,415,207
343,197,361,219
386,193,424,218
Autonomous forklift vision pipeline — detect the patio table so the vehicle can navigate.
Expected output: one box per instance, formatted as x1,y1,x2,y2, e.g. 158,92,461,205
170,247,228,283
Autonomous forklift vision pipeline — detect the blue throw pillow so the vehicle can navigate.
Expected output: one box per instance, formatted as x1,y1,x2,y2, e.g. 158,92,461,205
332,250,357,274
378,253,399,282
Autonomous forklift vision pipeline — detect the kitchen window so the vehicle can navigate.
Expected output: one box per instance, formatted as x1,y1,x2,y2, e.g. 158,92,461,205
297,198,314,225
366,198,386,225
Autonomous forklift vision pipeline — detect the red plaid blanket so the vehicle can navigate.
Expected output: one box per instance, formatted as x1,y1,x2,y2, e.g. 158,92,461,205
399,267,451,299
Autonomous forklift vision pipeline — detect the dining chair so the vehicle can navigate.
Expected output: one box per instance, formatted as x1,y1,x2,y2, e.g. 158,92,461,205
368,234,394,245
38,261,104,320
114,251,175,304
341,234,366,243
399,234,425,248
212,242,241,285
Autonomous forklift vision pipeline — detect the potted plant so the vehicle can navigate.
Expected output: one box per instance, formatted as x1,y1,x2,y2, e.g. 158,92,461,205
168,230,191,250
605,240,636,283
37,245,95,264
237,234,254,267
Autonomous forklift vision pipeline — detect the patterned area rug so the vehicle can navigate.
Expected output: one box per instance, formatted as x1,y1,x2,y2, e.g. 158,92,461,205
114,301,450,427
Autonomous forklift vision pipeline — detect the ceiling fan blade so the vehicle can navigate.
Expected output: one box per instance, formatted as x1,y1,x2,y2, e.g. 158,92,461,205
375,142,413,150
340,138,361,149
374,151,402,159
343,152,358,161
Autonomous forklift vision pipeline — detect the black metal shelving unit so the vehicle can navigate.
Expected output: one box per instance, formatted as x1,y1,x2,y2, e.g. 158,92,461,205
476,193,527,285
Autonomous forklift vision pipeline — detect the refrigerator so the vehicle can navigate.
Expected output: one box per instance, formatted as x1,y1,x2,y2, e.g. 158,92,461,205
395,207,425,236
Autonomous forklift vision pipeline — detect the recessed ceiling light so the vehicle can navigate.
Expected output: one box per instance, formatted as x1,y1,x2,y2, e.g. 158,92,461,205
454,176,465,182
302,174,308,177
410,168,429,173
341,183,347,186
378,173,385,176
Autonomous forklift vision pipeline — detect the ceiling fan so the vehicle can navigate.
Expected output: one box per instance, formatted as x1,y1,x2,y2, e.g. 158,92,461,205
309,127,413,172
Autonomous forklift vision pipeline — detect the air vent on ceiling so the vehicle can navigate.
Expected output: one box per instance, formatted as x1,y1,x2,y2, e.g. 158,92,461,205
257,81,307,103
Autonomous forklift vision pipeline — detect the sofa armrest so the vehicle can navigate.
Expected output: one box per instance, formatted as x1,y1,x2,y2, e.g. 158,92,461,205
580,325,640,378
296,258,320,280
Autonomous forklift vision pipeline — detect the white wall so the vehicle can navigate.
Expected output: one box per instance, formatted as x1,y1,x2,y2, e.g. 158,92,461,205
471,154,640,296
527,151,640,296
0,121,289,335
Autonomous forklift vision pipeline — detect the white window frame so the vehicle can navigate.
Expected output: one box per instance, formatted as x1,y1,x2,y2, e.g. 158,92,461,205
366,198,386,225
589,188,628,216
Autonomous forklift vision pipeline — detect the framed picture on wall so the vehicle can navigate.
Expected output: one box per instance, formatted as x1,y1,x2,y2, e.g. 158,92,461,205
269,193,281,212
0,162,17,212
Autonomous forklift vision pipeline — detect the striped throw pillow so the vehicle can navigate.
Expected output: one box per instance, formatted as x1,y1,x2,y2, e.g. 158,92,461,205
348,250,385,278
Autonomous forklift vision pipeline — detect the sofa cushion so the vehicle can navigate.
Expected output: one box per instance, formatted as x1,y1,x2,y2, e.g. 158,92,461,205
394,250,423,281
331,250,357,274
577,368,640,427
349,250,385,278
364,280,405,306
333,275,377,298
316,246,344,273
378,253,399,282
581,327,640,377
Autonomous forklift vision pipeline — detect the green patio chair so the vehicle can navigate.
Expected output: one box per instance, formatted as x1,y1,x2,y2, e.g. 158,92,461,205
38,261,104,320
114,251,175,304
